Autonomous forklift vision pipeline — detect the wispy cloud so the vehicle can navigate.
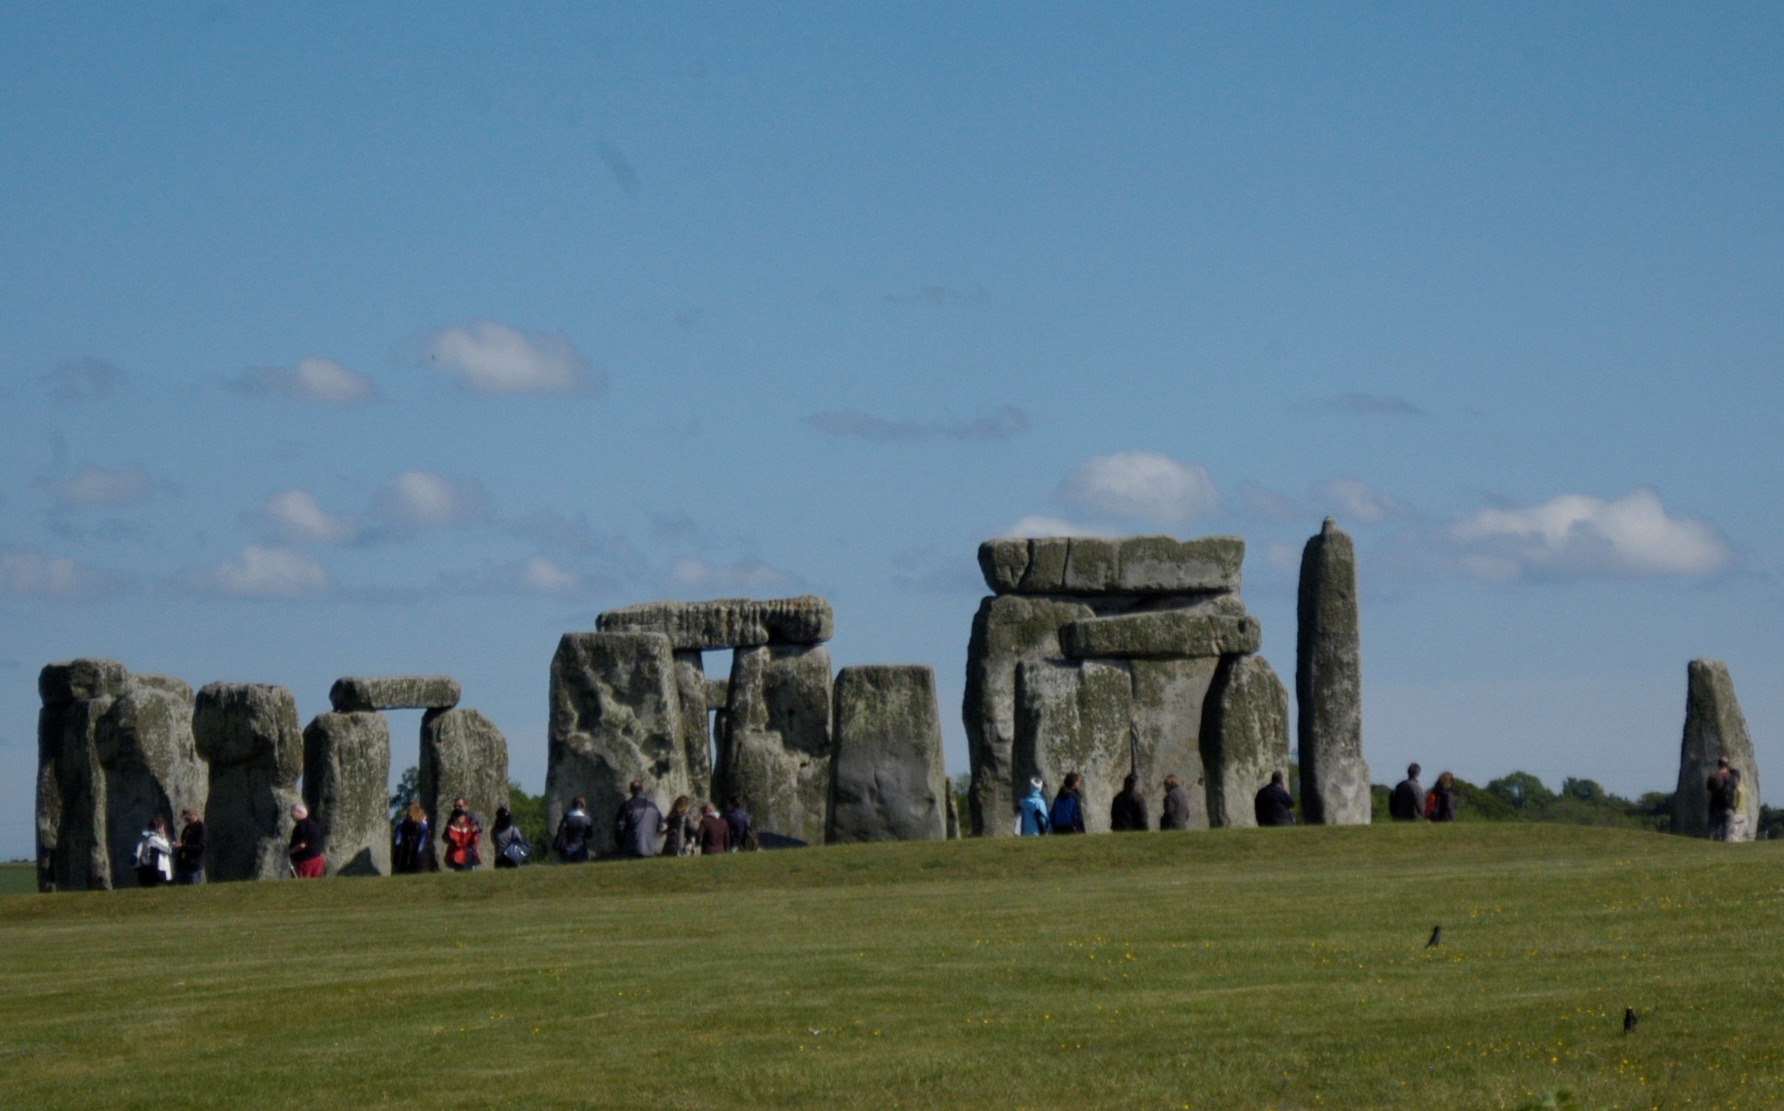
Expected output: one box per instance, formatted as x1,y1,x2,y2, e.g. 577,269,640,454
803,405,1029,443
42,357,126,406
425,321,604,396
257,489,358,544
0,549,132,600
1327,393,1424,416
1054,451,1220,530
175,545,329,599
1000,515,1123,539
1317,477,1418,525
890,547,986,593
1447,488,1730,581
232,357,380,405
369,470,493,537
661,557,803,597
43,466,156,508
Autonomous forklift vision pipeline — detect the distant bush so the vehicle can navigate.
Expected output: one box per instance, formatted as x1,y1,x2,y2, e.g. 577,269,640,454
1371,769,1672,831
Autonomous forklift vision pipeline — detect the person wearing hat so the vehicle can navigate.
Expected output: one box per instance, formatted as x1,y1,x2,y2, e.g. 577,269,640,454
1017,776,1052,836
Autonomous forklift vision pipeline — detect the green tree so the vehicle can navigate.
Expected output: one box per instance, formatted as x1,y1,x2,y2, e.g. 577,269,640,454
389,765,420,824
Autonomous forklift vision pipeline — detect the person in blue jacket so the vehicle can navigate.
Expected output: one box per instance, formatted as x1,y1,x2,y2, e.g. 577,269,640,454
1049,772,1086,834
1018,777,1052,836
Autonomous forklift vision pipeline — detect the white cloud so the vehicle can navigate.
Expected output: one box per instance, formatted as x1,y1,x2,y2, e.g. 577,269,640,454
371,470,492,533
1448,488,1731,580
1054,451,1219,529
425,321,604,396
261,489,358,544
0,549,128,600
46,466,154,508
1318,477,1417,525
521,556,580,594
1002,515,1122,539
187,545,329,599
233,357,380,404
664,557,802,596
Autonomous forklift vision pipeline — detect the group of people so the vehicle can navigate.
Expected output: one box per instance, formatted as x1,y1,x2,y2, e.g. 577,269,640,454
129,804,208,886
1388,763,1458,822
550,782,756,862
387,796,531,874
1013,768,1299,835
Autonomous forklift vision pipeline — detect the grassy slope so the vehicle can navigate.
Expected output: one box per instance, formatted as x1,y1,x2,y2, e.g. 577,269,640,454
1,825,1779,1111
0,862,34,897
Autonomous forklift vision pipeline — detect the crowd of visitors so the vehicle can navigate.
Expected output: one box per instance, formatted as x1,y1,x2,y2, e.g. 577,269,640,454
543,782,759,863
1016,768,1301,836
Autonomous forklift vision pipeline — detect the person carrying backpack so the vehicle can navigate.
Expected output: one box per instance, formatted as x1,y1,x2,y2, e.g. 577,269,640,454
1049,773,1086,834
133,816,175,887
491,806,528,868
1018,777,1051,836
554,796,595,863
614,781,665,859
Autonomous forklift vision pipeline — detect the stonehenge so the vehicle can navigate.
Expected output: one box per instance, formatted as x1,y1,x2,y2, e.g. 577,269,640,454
303,711,392,876
419,707,510,869
98,674,207,888
1295,518,1371,825
829,666,949,843
329,675,460,713
1674,659,1761,840
194,682,304,882
966,535,1290,835
1201,655,1291,829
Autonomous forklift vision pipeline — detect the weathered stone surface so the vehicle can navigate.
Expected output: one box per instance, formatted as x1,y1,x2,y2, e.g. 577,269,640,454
420,708,509,869
38,687,117,891
1201,655,1291,829
1060,612,1260,660
545,632,691,852
705,677,729,710
979,536,1245,596
303,712,392,876
1296,518,1370,825
596,595,834,650
1129,657,1218,830
40,657,130,706
828,666,948,843
673,651,713,806
1675,659,1762,840
194,683,304,882
328,675,460,713
1013,659,1132,835
717,643,832,846
98,675,206,888
963,595,1095,836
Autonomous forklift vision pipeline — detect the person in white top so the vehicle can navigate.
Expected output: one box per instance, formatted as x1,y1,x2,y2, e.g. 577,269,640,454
133,816,175,887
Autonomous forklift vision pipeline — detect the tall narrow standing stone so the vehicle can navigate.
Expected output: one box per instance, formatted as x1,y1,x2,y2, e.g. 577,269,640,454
37,659,130,891
303,711,392,875
1201,655,1291,828
420,708,510,869
97,675,206,888
1296,518,1370,824
1674,659,1762,840
717,643,833,845
673,650,713,805
828,666,948,843
193,683,304,882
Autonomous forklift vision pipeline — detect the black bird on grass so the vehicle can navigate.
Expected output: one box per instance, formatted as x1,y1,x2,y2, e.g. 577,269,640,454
1624,1008,1638,1033
1426,925,1442,948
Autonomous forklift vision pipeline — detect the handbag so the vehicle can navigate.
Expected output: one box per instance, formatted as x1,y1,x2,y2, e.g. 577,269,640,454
501,837,529,865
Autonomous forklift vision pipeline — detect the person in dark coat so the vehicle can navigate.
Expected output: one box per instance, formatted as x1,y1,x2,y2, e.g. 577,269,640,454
174,804,207,884
289,803,324,878
491,806,527,867
1159,774,1193,831
614,780,665,858
696,803,731,854
1049,773,1086,834
554,796,594,863
1427,771,1457,822
1255,771,1296,827
1110,773,1148,831
726,795,754,851
393,801,429,873
1389,763,1425,821
1707,756,1737,841
661,796,698,856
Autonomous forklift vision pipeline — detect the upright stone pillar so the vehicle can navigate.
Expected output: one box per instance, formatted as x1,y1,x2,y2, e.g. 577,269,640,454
673,650,713,805
419,708,510,869
829,665,948,843
1674,659,1761,840
1013,659,1132,834
1201,655,1291,828
1296,518,1370,824
718,643,833,846
1127,658,1219,831
193,683,304,882
97,674,206,888
37,658,130,891
545,631,690,853
303,712,392,875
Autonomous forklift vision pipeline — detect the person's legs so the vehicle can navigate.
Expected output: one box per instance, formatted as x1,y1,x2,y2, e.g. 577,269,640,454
294,856,326,878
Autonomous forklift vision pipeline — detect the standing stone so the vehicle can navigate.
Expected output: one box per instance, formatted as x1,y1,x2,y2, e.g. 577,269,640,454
193,683,304,882
1013,660,1132,834
419,708,509,869
37,659,130,891
673,650,713,805
1675,659,1762,840
1129,658,1218,831
828,666,948,843
329,675,460,712
545,631,690,852
1296,518,1370,825
303,712,392,876
717,643,833,846
963,595,1095,836
1201,655,1291,828
97,675,206,888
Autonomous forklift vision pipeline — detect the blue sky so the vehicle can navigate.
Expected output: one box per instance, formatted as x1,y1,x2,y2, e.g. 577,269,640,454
2,4,1779,857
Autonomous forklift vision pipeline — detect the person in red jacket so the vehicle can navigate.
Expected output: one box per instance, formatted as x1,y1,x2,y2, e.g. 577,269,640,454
444,808,481,872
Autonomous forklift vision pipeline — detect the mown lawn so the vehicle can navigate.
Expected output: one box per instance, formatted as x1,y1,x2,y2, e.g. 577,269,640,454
1,824,1778,1111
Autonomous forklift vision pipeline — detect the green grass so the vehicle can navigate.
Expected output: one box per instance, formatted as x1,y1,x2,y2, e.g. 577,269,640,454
2,825,1780,1111
0,862,35,897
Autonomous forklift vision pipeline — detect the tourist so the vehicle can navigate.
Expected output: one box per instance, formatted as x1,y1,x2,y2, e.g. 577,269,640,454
288,803,324,878
1159,773,1193,831
1427,771,1457,822
451,795,484,869
661,796,698,857
1254,771,1296,827
1389,763,1425,821
393,801,429,873
554,795,595,863
1049,772,1086,834
1707,756,1736,841
444,807,480,871
173,804,206,884
132,816,174,887
697,802,731,854
615,781,666,858
491,806,528,868
1018,776,1051,835
1110,773,1148,831
726,795,754,851
1729,768,1749,842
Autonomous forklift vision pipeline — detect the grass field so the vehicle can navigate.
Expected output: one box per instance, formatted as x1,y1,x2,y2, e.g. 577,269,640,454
1,824,1779,1111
